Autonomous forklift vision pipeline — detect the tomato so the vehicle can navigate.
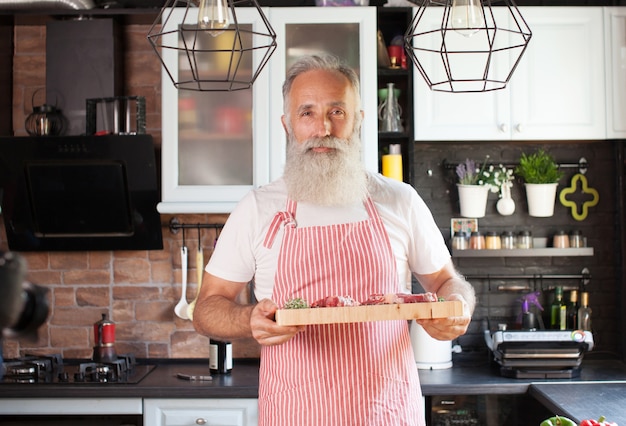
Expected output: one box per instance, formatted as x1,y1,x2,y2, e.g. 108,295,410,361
579,416,619,426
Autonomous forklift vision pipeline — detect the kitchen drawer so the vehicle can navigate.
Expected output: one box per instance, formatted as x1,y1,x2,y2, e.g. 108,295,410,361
143,398,258,426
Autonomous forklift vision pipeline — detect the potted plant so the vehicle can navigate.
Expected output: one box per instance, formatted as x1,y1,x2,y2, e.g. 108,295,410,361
515,149,564,217
455,157,492,218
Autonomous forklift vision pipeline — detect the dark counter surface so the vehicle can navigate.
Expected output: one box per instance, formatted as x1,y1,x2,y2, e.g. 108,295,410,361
1,355,626,422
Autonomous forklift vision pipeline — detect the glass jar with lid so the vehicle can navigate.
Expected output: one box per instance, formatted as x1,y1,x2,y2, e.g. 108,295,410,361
501,231,516,249
469,231,485,250
485,231,501,250
452,232,468,250
517,230,533,249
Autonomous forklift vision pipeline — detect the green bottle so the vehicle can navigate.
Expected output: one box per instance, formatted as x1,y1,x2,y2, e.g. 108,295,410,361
549,287,567,330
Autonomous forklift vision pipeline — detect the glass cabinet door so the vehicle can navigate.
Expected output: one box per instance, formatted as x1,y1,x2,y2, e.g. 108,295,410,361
158,6,376,213
267,7,378,181
158,7,270,214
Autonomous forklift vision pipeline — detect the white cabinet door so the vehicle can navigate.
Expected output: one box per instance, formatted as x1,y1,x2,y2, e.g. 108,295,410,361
414,7,605,141
412,7,512,141
510,7,605,140
144,399,258,426
158,7,377,213
157,7,271,214
267,7,378,181
605,7,626,139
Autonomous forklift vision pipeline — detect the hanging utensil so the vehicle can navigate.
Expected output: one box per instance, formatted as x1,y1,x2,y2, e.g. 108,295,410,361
174,242,190,319
187,228,205,320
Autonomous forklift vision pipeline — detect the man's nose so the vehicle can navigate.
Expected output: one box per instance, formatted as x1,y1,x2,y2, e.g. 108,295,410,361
312,115,331,137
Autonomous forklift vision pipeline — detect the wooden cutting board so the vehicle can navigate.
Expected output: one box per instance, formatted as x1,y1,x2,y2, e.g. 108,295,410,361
275,300,463,326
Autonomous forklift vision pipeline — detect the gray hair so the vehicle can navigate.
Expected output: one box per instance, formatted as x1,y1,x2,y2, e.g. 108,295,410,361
282,54,362,116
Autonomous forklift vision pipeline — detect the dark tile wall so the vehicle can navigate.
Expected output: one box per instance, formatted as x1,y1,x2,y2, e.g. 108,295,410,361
410,140,622,358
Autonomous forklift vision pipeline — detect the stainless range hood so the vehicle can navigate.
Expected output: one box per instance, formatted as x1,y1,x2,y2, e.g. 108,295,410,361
0,134,163,251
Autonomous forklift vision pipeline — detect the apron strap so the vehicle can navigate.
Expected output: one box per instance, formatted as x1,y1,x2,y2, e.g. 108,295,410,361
262,199,298,249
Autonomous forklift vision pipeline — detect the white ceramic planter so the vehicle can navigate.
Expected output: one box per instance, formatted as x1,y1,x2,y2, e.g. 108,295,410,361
457,184,489,218
524,183,558,217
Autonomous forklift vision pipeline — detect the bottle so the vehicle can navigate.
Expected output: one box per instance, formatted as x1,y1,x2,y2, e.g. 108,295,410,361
567,290,579,330
549,287,567,330
578,292,592,331
381,144,403,181
209,339,233,374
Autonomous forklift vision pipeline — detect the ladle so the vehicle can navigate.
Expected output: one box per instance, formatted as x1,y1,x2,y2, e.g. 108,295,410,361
174,245,190,319
187,228,204,320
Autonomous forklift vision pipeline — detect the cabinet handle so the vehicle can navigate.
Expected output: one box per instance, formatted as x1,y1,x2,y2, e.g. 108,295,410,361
515,123,524,133
499,123,508,133
195,418,207,425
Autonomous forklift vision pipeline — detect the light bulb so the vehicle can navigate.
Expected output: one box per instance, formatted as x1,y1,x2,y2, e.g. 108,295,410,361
450,0,485,37
198,0,230,37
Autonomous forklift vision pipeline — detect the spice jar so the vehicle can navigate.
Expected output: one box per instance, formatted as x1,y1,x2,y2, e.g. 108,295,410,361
552,230,570,248
501,231,516,249
469,231,485,250
485,231,501,250
517,230,533,249
569,230,585,248
452,232,468,250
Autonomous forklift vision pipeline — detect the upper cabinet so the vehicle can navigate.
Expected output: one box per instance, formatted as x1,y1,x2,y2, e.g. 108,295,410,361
158,6,377,214
605,7,626,139
413,7,606,141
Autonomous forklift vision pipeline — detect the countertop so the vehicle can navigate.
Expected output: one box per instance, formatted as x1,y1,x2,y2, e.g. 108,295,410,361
1,354,626,423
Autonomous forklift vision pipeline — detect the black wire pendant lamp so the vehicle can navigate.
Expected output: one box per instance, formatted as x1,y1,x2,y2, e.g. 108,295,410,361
404,0,531,93
148,0,277,92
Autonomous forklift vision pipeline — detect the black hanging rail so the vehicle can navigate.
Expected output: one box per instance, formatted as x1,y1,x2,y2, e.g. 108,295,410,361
167,217,224,234
443,157,589,174
464,273,590,281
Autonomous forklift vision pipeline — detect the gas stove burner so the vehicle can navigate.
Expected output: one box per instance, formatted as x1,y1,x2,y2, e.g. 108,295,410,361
1,354,63,383
1,353,155,384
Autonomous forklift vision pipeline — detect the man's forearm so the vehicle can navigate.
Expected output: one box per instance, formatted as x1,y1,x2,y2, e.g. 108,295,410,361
193,295,255,341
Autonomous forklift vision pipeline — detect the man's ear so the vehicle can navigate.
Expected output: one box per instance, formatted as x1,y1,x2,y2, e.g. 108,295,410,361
281,115,289,134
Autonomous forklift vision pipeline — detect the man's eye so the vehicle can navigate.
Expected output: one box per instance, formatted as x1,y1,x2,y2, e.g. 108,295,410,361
331,110,345,116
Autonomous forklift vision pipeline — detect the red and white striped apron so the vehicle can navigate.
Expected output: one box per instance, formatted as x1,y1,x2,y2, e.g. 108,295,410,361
258,197,423,426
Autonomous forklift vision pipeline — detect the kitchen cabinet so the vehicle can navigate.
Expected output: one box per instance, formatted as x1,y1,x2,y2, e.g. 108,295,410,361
143,398,258,426
377,7,415,183
605,7,626,139
413,7,606,141
158,7,377,214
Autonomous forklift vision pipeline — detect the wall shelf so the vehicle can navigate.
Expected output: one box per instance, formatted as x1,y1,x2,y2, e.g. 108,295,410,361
452,247,594,257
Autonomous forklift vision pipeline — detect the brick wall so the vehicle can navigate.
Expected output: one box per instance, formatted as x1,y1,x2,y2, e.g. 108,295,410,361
1,20,261,360
411,141,622,357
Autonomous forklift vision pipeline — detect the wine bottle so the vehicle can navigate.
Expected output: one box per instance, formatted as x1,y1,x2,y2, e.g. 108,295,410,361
577,292,592,331
549,287,567,330
567,290,579,330
209,339,233,374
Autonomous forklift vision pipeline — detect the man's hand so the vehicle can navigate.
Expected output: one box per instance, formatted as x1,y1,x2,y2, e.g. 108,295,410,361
416,293,472,341
250,298,305,346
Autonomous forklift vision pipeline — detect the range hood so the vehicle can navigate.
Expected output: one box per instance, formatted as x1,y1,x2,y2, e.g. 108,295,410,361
0,135,163,251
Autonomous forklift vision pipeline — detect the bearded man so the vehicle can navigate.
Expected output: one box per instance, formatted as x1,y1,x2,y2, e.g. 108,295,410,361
193,54,475,426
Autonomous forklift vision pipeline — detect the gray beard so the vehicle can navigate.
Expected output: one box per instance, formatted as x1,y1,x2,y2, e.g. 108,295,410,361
283,132,367,207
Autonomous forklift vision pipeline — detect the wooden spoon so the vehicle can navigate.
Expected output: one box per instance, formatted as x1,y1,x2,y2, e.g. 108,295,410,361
187,246,204,320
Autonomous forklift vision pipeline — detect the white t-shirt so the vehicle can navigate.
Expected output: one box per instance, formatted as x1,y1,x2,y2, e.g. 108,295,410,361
206,172,451,301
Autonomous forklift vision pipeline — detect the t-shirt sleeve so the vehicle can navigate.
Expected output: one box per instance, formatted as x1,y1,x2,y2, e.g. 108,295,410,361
205,192,258,284
405,186,451,275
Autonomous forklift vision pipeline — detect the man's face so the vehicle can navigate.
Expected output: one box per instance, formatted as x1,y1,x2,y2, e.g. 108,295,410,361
282,69,360,146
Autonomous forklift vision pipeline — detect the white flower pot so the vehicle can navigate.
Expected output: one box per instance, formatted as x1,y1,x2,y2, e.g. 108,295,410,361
524,183,558,217
457,184,489,218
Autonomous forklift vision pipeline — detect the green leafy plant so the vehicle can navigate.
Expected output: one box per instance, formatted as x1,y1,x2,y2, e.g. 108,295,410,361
514,149,563,184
